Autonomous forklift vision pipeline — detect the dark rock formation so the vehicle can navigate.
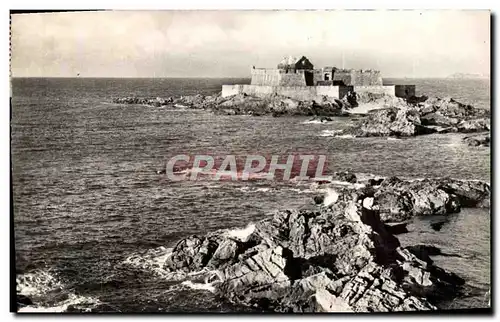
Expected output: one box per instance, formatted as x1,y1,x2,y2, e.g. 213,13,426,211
332,171,357,183
463,133,490,147
420,113,460,127
112,93,489,131
113,93,353,117
368,178,385,186
112,96,174,106
339,95,490,137
163,188,467,312
384,222,409,235
212,94,351,117
414,97,490,121
375,177,490,222
343,107,437,137
456,118,490,133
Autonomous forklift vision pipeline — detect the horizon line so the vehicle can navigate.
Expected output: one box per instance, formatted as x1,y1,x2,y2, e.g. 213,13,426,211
10,75,488,79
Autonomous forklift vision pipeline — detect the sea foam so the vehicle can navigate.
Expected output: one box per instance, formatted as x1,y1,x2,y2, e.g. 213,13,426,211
18,293,100,313
17,269,100,313
224,224,256,242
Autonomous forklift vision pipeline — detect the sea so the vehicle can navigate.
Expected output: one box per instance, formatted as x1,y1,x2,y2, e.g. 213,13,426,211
11,77,491,312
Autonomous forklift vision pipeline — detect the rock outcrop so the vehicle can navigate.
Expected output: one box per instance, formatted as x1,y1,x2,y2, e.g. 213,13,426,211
343,107,437,137
414,97,490,122
339,95,490,137
161,188,468,312
211,94,351,117
463,133,490,147
113,93,352,117
371,177,490,222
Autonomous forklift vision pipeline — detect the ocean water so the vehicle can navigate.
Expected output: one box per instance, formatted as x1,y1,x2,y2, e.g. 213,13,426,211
11,77,491,312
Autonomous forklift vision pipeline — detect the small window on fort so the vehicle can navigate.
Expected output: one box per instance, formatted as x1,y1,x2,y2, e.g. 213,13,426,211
324,74,330,81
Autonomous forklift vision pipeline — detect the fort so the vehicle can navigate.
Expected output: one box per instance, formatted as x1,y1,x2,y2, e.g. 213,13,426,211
221,56,415,101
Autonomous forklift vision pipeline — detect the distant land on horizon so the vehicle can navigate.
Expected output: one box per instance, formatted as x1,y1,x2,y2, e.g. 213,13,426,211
447,72,490,79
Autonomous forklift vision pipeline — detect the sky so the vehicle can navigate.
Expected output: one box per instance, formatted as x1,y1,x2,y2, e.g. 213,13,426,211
10,10,490,78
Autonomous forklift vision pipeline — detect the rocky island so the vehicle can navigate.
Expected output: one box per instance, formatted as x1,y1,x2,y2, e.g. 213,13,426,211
112,57,490,139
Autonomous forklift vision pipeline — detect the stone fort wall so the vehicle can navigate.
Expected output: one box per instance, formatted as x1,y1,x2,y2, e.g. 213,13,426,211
250,69,282,86
222,85,341,100
332,70,383,86
252,68,383,87
251,69,308,86
222,84,416,100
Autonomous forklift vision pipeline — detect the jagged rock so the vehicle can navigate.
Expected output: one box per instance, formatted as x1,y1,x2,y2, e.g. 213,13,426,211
355,92,407,107
416,97,490,120
375,189,414,222
343,107,437,137
375,177,489,222
217,246,292,308
206,239,239,269
337,95,490,137
313,289,353,312
332,171,357,183
163,186,467,312
420,112,460,126
112,96,174,106
463,133,490,147
112,93,490,134
440,178,491,208
164,235,220,272
113,93,352,117
456,118,490,133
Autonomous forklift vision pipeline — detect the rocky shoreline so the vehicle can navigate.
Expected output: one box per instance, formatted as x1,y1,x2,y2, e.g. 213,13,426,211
16,174,489,312
340,95,490,137
107,91,491,312
113,93,354,117
151,175,489,312
112,92,490,139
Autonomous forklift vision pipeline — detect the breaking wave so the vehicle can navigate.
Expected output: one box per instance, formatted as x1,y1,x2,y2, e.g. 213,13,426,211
223,223,256,242
180,281,216,293
16,269,100,313
335,134,355,138
319,129,342,137
18,293,100,313
16,269,63,297
302,119,332,125
122,247,223,295
121,246,184,280
237,186,273,193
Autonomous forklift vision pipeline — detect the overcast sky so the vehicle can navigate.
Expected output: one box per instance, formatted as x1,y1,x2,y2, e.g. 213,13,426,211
11,10,490,78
